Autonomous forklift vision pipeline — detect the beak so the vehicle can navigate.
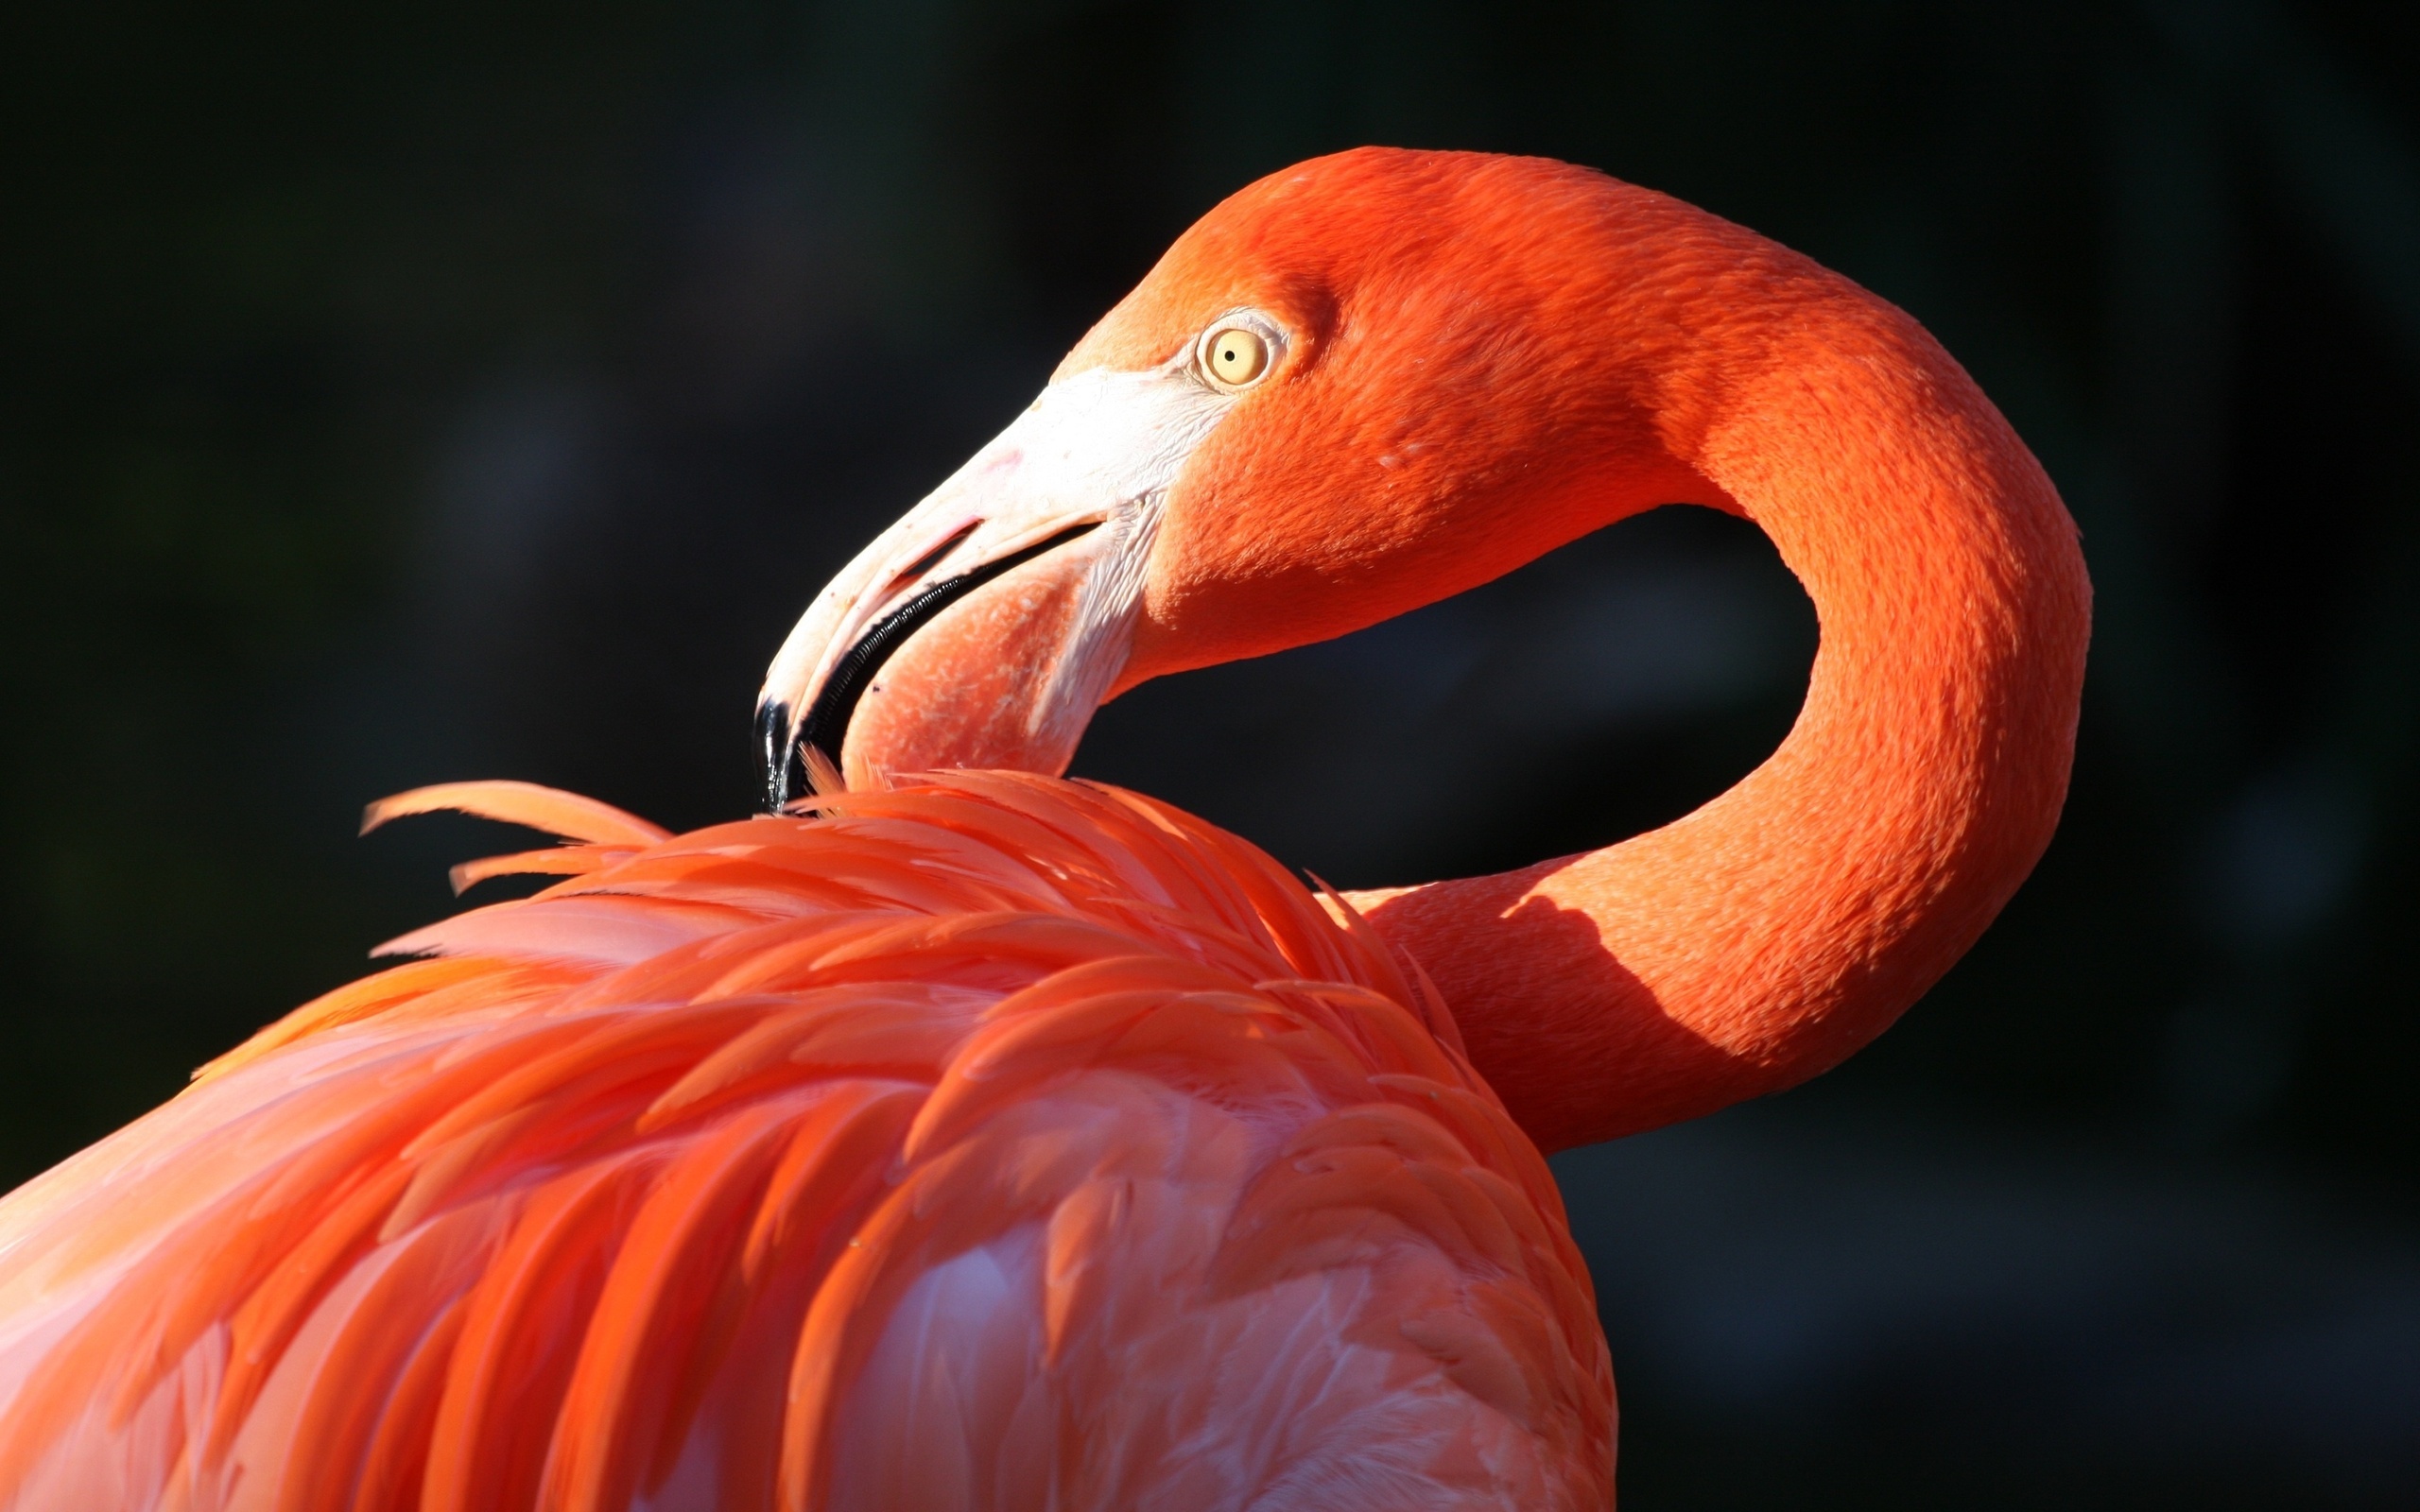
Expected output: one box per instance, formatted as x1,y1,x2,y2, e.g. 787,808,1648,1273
755,360,1234,808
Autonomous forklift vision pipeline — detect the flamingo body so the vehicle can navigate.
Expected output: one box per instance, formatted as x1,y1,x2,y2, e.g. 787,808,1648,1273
0,146,2089,1507
0,775,1610,1509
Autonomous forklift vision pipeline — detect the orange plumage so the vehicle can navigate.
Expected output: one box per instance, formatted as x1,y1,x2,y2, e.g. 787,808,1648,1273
0,776,1609,1508
0,146,2088,1506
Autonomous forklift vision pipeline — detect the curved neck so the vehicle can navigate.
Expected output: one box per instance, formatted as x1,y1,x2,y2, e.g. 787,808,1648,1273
1355,285,2090,1155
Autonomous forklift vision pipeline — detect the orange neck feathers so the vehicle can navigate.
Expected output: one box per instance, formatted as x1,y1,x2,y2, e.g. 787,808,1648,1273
1337,182,2091,1150
765,148,2093,1154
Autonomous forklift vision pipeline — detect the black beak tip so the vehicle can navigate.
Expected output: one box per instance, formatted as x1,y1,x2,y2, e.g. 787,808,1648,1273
756,699,803,814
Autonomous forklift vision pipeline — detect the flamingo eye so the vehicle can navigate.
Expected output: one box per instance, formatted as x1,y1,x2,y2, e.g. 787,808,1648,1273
1202,325,1271,387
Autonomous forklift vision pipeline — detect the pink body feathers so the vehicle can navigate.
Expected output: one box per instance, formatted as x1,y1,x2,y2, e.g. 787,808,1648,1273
0,775,1611,1510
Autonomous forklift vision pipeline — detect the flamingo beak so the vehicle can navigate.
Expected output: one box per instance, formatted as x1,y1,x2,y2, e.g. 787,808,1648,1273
754,360,1234,808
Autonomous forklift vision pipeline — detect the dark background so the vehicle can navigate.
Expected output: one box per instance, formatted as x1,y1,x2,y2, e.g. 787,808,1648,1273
5,0,2416,1504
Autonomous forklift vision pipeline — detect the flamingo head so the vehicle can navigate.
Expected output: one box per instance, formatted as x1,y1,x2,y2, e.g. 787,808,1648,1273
756,148,1707,803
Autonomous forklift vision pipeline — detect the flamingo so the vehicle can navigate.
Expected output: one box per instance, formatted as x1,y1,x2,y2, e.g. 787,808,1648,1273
0,147,2087,1508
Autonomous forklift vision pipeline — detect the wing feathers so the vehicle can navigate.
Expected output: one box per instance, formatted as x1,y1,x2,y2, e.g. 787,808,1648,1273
360,782,670,849
0,774,1611,1511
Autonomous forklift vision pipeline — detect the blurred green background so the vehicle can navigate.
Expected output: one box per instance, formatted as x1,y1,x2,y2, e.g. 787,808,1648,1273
4,0,2416,1504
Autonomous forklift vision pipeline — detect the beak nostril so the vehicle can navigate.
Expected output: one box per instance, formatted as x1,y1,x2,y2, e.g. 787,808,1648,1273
886,521,982,597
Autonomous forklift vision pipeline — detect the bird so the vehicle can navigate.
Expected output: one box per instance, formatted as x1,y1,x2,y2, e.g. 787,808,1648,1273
0,147,2088,1509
